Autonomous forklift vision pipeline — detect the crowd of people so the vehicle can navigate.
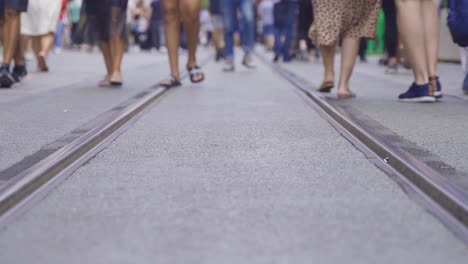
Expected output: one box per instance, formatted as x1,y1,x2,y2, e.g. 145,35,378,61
0,0,467,102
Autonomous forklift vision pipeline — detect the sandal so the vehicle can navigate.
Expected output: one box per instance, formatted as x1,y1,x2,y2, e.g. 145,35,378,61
317,81,334,93
337,92,356,100
159,75,181,88
187,65,205,83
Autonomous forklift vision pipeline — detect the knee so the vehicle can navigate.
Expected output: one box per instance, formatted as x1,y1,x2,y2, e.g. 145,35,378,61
183,10,199,25
163,6,178,23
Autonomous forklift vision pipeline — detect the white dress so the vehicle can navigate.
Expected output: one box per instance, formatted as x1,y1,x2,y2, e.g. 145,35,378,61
21,0,62,36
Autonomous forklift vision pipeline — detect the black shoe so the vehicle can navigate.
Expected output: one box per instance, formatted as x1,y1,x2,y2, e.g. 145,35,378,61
12,64,27,83
273,54,279,62
215,48,224,62
0,64,15,88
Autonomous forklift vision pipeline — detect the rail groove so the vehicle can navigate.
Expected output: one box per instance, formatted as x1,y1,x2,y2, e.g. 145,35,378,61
256,52,468,244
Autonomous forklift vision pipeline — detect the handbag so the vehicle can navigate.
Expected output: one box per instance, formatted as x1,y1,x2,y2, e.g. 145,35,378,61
447,0,468,47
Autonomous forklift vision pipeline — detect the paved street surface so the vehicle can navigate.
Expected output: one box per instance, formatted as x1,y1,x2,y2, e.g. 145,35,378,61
0,49,468,263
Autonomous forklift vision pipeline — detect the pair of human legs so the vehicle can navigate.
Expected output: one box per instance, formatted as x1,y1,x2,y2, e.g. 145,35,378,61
382,0,398,73
273,24,294,62
160,0,203,87
1,4,27,87
22,32,54,72
211,14,224,61
97,6,126,86
396,0,440,101
318,38,361,98
220,0,255,71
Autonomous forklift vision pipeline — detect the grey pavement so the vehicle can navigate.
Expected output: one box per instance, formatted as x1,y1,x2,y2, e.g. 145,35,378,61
0,49,196,172
281,53,468,177
0,51,466,263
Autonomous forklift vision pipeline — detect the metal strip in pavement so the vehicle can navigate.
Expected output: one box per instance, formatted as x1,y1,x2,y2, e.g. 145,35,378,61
256,53,468,244
0,55,213,225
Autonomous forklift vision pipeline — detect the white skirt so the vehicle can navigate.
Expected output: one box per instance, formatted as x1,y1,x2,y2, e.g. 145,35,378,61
21,0,62,36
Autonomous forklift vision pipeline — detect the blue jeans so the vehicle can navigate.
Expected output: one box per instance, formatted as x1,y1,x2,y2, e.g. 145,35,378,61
274,4,297,60
54,21,66,48
221,0,255,61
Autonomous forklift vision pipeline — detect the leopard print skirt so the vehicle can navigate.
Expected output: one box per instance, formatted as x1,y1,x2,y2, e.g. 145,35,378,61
310,0,382,46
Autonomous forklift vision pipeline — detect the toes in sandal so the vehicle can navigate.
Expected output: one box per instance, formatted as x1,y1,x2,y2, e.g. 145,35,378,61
317,81,334,93
187,65,205,83
159,75,182,88
98,79,111,87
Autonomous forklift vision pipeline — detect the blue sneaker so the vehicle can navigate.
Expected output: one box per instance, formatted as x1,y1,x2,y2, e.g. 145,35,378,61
398,83,436,103
463,73,468,95
430,75,442,99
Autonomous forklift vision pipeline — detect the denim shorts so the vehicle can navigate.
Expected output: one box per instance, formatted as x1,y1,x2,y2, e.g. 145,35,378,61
0,0,28,17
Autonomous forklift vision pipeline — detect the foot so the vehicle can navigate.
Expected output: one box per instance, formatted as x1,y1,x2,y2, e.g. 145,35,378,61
242,54,256,69
398,83,436,103
0,64,15,88
385,61,398,74
159,75,181,88
337,90,356,100
187,64,205,83
215,49,224,62
429,75,442,99
37,52,49,72
317,80,334,93
109,72,123,86
98,75,111,87
12,64,28,82
463,73,468,95
223,60,235,72
273,54,279,63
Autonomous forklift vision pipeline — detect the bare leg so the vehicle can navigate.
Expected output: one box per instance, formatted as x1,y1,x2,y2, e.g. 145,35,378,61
337,37,360,96
2,8,21,65
14,35,28,66
108,6,126,84
213,27,223,50
180,0,204,82
40,33,55,54
319,44,336,84
396,0,428,85
161,0,181,81
180,0,201,68
99,41,112,84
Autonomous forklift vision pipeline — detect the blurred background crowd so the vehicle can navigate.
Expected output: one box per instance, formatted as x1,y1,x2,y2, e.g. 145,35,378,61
0,0,466,95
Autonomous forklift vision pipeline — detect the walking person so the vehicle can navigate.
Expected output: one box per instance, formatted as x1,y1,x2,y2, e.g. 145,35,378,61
54,0,68,54
220,0,256,72
395,0,441,102
258,0,275,51
148,0,164,51
272,0,298,63
311,0,382,99
382,0,398,73
297,0,316,60
209,0,224,61
68,0,81,48
21,0,62,72
84,0,128,87
158,0,205,88
0,0,28,88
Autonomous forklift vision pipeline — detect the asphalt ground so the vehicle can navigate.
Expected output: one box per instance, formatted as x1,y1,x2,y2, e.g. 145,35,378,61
0,50,466,263
0,50,190,174
280,52,468,178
